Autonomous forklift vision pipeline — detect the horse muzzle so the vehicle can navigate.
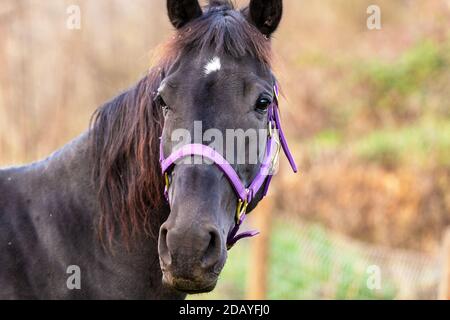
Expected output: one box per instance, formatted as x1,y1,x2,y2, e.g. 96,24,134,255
158,222,226,294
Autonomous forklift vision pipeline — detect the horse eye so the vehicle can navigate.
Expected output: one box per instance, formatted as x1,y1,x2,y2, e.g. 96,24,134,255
155,94,170,116
155,94,167,108
255,97,272,113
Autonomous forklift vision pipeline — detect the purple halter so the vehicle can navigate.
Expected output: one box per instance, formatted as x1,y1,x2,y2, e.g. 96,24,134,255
159,84,297,249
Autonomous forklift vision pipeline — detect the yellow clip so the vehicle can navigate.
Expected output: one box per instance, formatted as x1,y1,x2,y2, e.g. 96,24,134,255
235,199,249,223
164,172,170,189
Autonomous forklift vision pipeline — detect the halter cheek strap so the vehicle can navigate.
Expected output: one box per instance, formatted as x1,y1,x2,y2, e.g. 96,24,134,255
160,84,297,250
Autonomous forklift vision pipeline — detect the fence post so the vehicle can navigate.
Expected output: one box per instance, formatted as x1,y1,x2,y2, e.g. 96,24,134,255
246,196,273,300
439,227,450,300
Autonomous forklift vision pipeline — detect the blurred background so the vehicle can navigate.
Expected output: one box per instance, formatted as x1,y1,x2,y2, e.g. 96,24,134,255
0,0,449,299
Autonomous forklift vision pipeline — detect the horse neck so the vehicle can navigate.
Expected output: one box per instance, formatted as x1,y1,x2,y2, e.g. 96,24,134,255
10,132,103,246
26,132,162,250
38,132,97,211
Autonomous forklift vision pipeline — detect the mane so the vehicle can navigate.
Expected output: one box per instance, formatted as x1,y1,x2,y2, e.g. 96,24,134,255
90,71,167,248
90,1,273,248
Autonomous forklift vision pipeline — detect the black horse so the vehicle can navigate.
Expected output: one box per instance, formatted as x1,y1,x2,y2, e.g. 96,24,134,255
0,0,284,299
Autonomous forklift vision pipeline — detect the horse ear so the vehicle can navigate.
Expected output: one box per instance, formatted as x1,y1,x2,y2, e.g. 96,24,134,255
245,0,283,36
167,0,203,29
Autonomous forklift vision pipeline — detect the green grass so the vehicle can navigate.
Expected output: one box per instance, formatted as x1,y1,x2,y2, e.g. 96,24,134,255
305,117,450,168
353,118,450,167
193,220,398,300
353,39,449,117
365,40,446,98
311,130,343,149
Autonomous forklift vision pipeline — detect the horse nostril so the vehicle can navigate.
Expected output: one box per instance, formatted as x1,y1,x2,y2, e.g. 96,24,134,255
201,228,222,269
158,226,172,267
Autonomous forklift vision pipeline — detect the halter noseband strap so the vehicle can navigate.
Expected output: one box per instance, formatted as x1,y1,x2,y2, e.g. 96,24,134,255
159,84,297,250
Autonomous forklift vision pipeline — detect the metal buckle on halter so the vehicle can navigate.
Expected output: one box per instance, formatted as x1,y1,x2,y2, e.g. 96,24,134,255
268,120,275,138
267,118,281,175
270,131,282,174
235,198,249,224
164,172,171,196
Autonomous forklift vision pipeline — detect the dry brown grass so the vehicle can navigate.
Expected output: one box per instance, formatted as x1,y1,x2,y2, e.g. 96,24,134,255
279,156,450,253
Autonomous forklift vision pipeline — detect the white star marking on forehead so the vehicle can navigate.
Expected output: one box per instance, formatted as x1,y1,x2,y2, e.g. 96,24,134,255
204,56,221,75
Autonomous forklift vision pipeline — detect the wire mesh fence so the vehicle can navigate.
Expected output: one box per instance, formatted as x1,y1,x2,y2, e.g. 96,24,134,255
291,220,441,299
205,218,442,300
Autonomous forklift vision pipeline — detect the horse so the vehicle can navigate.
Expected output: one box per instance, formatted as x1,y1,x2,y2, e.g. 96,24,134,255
0,0,290,299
